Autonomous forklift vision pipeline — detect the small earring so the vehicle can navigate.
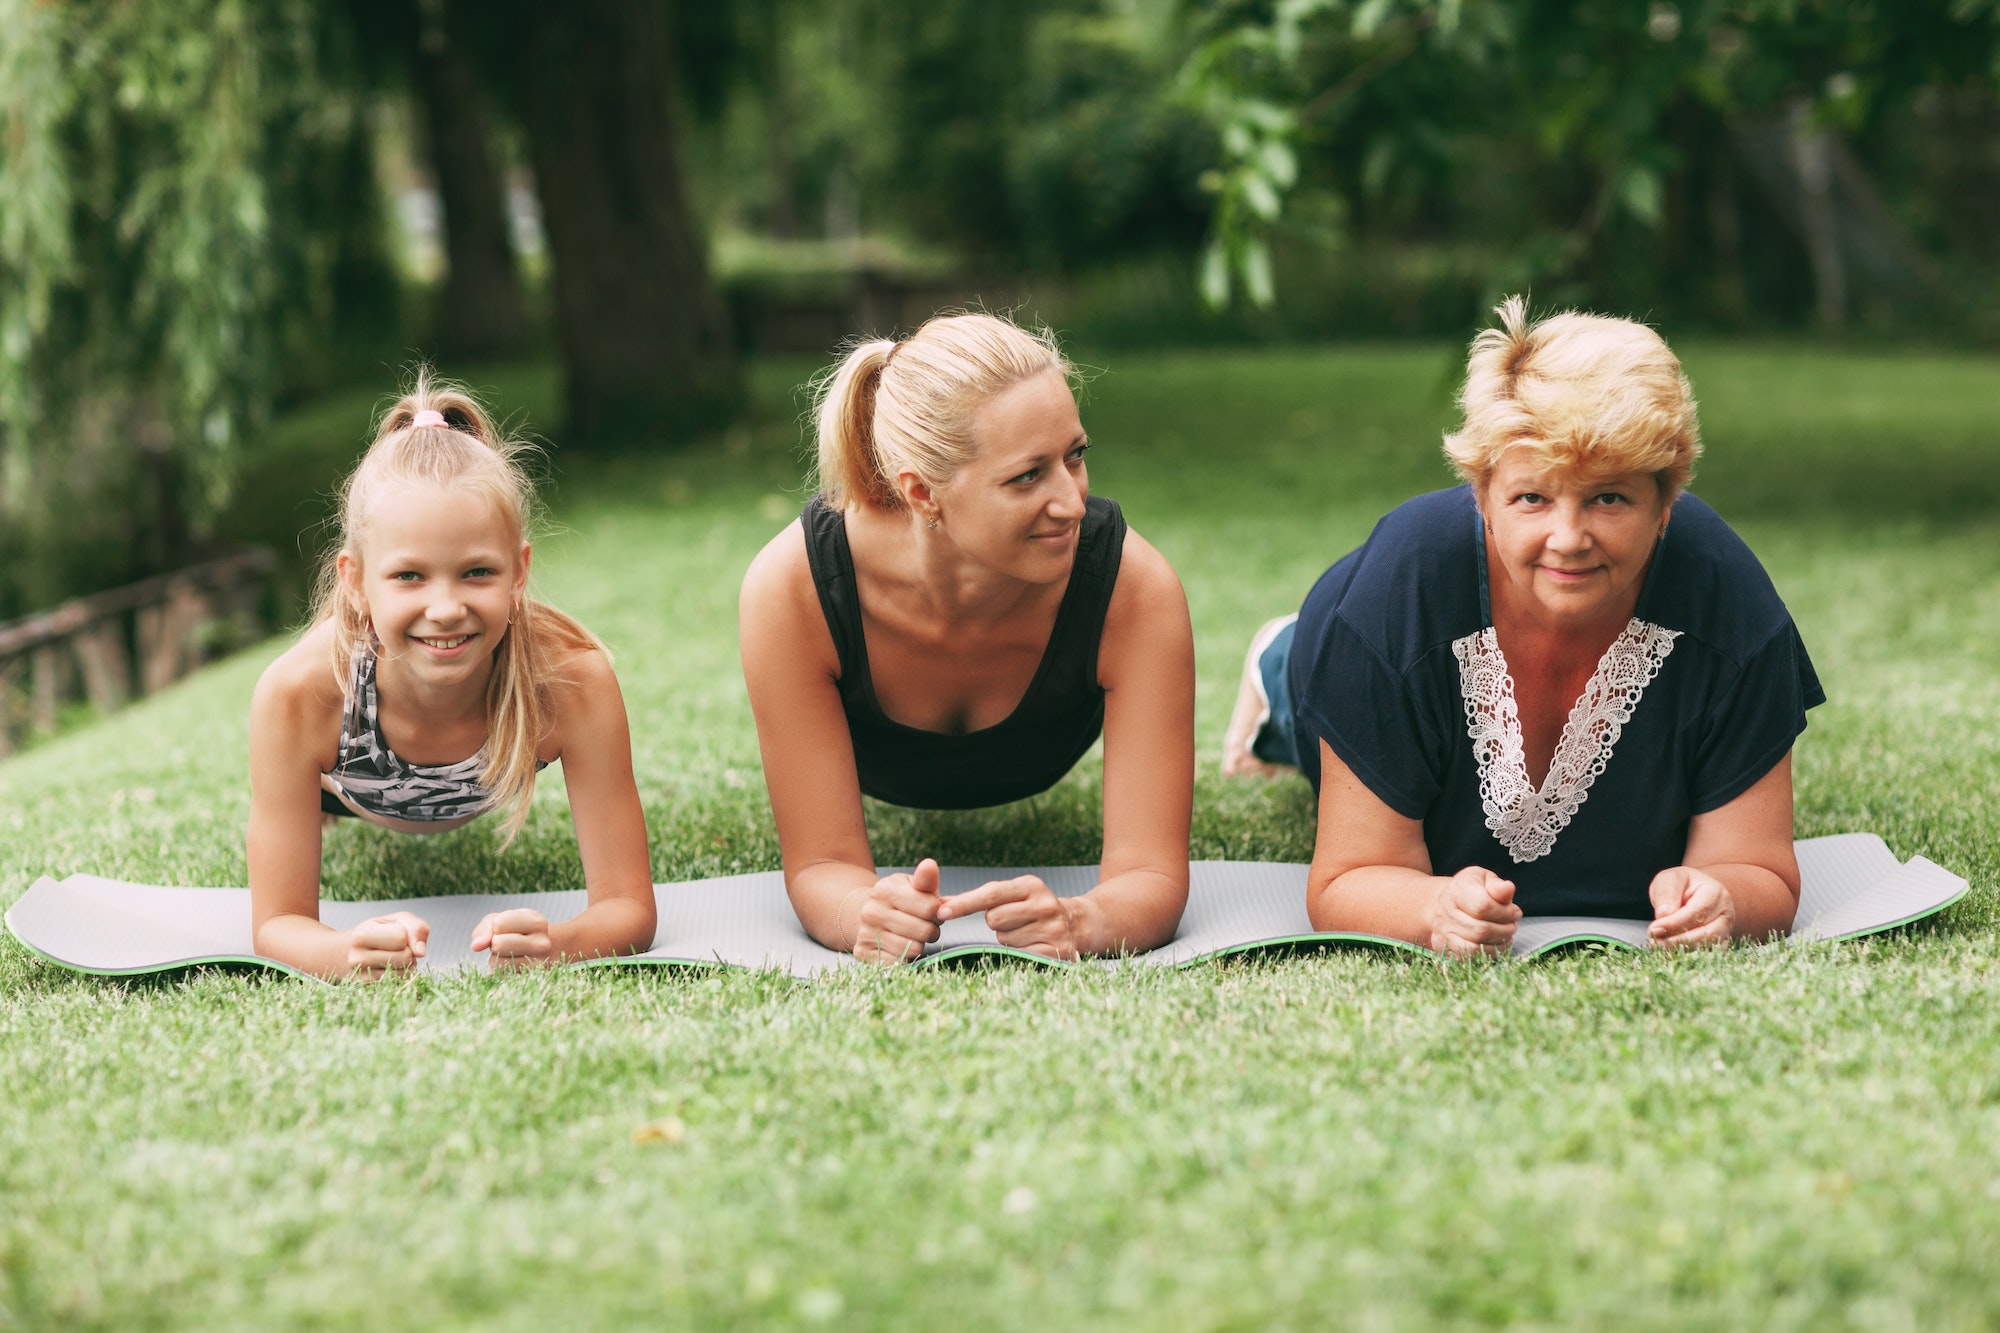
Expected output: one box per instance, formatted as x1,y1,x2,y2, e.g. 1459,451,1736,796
927,515,939,530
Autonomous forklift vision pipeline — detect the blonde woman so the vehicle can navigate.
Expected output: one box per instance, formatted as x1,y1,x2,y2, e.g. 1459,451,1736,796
248,377,655,977
1222,298,1822,955
740,312,1194,963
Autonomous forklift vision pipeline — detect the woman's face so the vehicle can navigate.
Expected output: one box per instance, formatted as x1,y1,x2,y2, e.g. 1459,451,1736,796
1481,452,1668,628
927,368,1090,584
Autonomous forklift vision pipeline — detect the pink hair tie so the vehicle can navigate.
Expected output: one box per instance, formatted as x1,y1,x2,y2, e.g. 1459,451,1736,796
412,409,448,429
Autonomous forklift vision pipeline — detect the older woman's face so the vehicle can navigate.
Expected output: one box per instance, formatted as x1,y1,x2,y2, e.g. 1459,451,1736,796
1481,453,1668,627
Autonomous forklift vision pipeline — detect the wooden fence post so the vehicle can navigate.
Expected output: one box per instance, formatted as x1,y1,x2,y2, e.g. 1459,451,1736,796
31,644,63,733
0,657,18,756
0,549,272,745
73,620,131,714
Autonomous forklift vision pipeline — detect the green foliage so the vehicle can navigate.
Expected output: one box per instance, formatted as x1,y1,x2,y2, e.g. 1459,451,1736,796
694,0,1215,271
0,0,394,617
5,343,2000,1325
1179,0,2000,317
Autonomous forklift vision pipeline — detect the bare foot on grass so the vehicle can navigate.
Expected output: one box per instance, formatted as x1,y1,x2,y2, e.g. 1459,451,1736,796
1221,615,1294,779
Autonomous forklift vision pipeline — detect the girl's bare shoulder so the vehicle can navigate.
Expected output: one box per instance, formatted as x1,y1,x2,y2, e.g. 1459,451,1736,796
251,620,347,723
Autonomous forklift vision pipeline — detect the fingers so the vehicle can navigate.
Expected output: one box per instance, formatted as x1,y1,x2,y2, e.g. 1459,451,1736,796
853,924,931,965
936,875,1040,922
1435,916,1516,958
1450,867,1520,924
855,884,941,962
1432,867,1520,957
387,911,429,956
1648,866,1692,918
871,869,944,922
345,912,431,977
1649,872,1734,948
475,909,552,969
1651,916,1733,950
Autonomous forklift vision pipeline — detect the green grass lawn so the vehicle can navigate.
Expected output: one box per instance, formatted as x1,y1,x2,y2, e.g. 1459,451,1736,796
5,343,2000,1329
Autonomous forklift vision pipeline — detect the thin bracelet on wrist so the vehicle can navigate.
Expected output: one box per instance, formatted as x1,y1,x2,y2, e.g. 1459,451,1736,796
834,888,865,949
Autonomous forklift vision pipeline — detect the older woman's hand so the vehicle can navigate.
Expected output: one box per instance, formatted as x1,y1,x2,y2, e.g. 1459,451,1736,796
1646,866,1736,948
1428,866,1521,957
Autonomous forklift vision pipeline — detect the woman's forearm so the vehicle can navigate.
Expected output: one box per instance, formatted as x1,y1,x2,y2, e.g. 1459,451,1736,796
1068,867,1187,956
1702,862,1800,941
1308,865,1450,945
787,858,887,951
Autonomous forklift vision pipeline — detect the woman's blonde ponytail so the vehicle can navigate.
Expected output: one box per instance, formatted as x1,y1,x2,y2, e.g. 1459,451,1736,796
813,338,900,510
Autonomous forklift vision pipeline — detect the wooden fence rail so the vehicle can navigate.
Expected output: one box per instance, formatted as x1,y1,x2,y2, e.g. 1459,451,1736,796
0,549,273,755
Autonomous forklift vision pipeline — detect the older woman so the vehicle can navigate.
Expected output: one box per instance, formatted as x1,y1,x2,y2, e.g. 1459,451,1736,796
741,312,1193,964
1222,298,1823,955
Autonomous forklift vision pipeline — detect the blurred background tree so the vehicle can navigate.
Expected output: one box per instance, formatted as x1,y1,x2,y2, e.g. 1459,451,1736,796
3,0,1997,618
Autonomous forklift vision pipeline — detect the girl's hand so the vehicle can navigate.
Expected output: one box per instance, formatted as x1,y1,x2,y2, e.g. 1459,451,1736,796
848,859,944,965
1427,866,1520,958
1647,867,1736,948
937,875,1080,960
345,911,431,978
472,908,555,969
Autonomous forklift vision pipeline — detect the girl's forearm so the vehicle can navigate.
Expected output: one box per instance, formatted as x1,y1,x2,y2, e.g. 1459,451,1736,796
548,895,657,960
254,912,353,979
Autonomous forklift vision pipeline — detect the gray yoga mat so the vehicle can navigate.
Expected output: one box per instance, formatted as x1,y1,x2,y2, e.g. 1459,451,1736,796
4,834,1968,979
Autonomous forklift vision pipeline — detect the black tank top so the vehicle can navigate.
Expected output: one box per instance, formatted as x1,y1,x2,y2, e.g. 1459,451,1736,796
800,493,1127,810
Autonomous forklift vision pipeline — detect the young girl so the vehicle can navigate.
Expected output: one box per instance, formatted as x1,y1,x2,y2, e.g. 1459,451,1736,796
248,376,655,978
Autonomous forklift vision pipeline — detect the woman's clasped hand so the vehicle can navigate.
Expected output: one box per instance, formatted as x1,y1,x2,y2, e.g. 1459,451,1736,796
837,859,1085,964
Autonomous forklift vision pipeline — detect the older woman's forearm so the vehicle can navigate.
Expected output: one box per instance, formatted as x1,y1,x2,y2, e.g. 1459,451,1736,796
1308,865,1451,945
1700,862,1801,941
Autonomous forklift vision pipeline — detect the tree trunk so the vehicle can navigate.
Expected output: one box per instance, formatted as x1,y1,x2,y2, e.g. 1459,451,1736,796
1786,98,1847,333
415,6,528,362
514,0,739,446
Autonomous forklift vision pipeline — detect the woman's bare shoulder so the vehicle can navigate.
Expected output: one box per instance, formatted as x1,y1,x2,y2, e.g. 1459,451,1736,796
1109,526,1188,616
739,519,826,634
742,519,810,598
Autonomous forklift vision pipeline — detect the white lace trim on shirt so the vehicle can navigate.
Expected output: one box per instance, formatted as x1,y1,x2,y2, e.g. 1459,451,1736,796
1452,618,1681,863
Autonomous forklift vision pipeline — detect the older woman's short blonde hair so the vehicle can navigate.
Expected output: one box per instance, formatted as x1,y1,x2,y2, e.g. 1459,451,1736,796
1443,296,1701,499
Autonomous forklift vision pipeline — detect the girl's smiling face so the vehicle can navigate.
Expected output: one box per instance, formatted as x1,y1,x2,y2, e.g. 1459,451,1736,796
339,481,529,688
1481,453,1669,628
923,368,1090,584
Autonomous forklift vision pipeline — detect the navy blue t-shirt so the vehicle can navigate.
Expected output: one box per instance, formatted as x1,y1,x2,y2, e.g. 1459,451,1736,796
1285,486,1824,919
